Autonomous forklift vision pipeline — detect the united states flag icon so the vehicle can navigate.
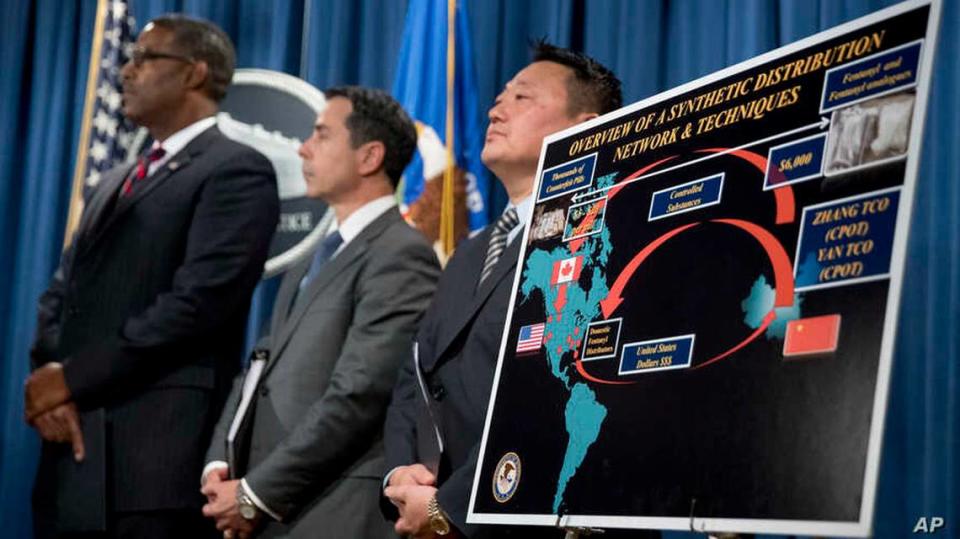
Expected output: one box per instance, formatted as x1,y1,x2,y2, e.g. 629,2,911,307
516,323,545,354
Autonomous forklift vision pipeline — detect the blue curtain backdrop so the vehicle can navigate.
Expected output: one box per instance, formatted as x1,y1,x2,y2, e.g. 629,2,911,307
1,1,956,537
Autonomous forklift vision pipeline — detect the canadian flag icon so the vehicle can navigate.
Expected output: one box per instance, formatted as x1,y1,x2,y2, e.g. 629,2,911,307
550,255,583,286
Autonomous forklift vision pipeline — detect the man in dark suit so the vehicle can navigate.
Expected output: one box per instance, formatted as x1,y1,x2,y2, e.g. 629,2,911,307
24,15,279,538
382,44,622,538
200,87,440,539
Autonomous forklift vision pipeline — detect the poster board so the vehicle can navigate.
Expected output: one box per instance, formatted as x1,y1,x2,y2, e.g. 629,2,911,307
468,0,941,536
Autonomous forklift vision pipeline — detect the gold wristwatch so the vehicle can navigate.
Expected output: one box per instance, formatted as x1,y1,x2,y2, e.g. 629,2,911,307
426,494,451,535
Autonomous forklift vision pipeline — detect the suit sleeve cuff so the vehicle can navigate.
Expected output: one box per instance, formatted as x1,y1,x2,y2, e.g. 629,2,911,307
241,478,283,522
200,461,228,487
61,341,124,404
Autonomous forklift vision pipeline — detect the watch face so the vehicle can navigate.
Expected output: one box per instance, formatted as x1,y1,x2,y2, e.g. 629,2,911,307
239,503,257,520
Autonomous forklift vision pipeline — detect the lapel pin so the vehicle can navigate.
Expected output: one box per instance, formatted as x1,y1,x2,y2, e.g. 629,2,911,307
168,161,180,171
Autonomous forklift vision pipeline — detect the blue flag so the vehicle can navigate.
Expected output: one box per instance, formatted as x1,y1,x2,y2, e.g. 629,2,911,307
392,0,489,238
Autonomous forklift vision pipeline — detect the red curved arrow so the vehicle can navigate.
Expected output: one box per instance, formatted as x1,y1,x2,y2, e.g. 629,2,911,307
712,218,794,307
608,155,679,201
599,222,700,319
579,219,795,384
569,156,680,254
695,148,795,224
693,309,775,370
574,357,635,385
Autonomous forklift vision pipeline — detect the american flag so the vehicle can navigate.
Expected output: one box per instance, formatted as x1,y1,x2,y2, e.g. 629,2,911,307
81,0,140,189
516,323,545,354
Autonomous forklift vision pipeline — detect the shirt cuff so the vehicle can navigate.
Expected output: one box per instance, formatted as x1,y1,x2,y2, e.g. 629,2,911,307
200,461,228,487
241,478,283,522
383,465,403,491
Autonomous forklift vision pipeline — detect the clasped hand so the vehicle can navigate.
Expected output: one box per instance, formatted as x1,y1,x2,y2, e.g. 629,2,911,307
384,463,444,538
201,467,257,538
24,363,84,462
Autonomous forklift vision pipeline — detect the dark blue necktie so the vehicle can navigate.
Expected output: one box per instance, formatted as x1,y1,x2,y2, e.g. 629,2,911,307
299,231,344,292
288,231,344,316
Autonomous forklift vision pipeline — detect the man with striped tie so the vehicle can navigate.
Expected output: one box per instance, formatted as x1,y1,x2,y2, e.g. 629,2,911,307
383,43,623,538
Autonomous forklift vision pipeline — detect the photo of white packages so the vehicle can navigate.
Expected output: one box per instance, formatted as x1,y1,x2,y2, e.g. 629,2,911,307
824,91,915,176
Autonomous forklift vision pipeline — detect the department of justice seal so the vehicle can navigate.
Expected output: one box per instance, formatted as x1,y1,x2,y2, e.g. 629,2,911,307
492,452,521,503
219,69,333,278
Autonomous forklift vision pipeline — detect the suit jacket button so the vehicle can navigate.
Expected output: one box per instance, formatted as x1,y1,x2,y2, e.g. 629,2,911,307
68,306,80,316
430,383,445,401
258,386,269,397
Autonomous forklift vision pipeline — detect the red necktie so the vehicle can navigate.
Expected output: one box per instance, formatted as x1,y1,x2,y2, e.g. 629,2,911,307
121,146,167,197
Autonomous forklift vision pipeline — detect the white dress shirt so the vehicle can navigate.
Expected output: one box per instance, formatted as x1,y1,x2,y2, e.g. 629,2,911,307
505,193,533,245
330,194,398,253
146,115,217,176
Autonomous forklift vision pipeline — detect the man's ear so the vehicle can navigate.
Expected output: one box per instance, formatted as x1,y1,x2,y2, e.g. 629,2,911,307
357,140,386,177
185,61,210,93
574,111,599,124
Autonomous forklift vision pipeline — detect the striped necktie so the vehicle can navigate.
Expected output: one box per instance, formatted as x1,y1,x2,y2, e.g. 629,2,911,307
478,207,519,287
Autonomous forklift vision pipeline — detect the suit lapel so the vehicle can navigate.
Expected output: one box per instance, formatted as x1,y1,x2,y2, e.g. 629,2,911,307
474,235,522,302
265,209,403,374
269,243,365,364
269,259,309,343
75,165,131,244
422,234,523,372
117,152,194,210
79,127,219,256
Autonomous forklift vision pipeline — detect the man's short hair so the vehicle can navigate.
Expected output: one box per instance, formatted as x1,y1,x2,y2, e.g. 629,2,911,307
324,86,417,189
532,40,622,117
150,14,236,102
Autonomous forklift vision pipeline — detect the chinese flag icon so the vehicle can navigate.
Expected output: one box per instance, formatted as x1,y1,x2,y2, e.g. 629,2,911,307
783,314,842,357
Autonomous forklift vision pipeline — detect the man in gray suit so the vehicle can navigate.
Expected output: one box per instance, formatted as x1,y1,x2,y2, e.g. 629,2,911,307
201,86,440,538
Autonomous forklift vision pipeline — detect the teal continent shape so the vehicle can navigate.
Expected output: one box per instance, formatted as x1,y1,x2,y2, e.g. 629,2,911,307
519,184,615,513
740,274,803,339
554,382,606,511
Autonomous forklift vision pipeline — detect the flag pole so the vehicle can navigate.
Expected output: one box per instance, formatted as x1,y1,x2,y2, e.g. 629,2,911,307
440,0,457,256
64,0,109,249
299,0,313,79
